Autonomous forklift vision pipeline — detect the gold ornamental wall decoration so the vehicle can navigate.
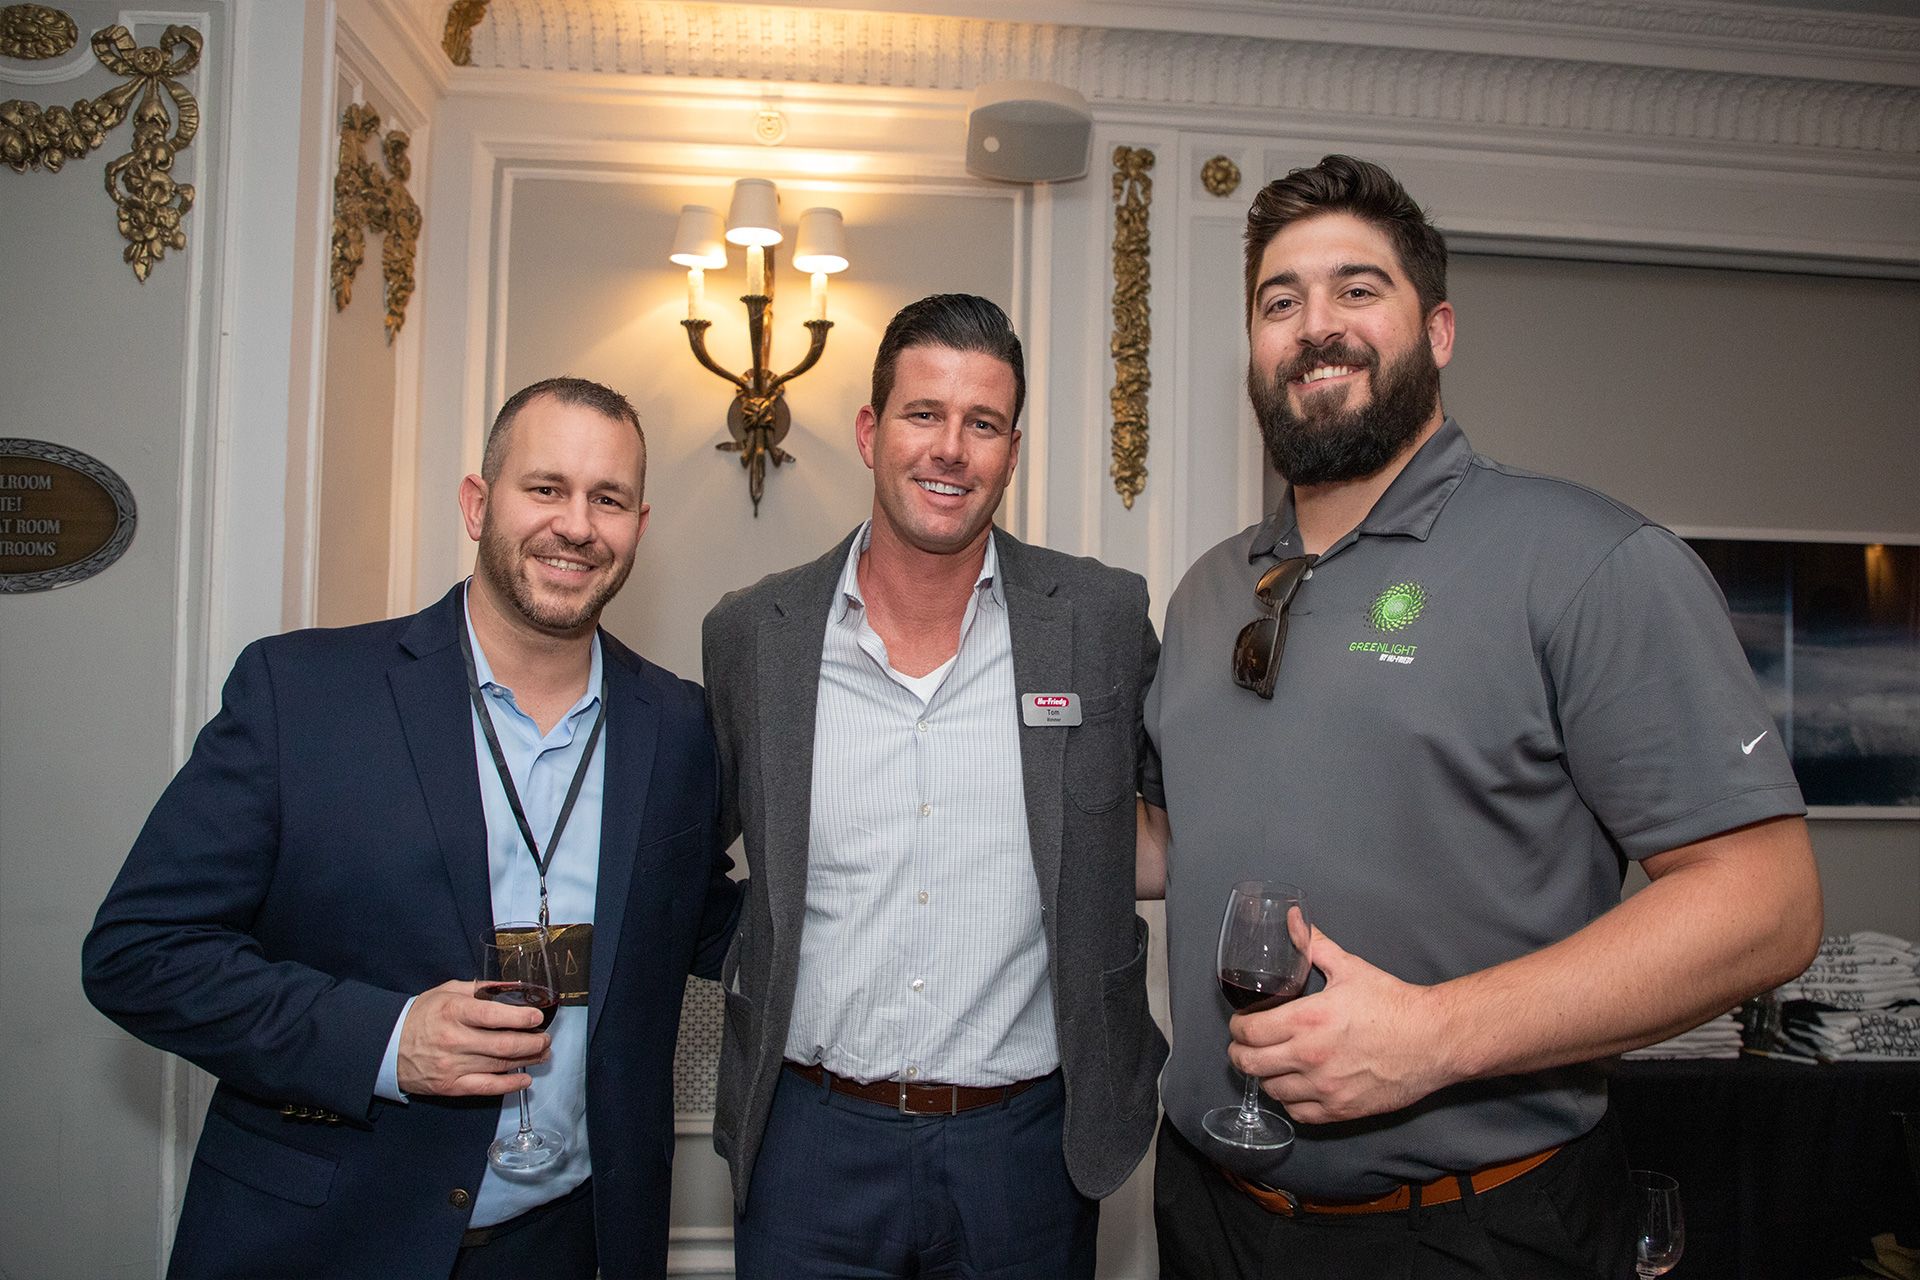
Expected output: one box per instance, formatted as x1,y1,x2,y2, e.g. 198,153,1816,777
1109,146,1153,510
442,0,490,66
1201,155,1241,198
331,103,422,342
0,23,203,281
0,4,77,59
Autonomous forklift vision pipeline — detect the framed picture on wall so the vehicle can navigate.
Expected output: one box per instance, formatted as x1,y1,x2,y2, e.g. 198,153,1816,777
1678,530,1920,818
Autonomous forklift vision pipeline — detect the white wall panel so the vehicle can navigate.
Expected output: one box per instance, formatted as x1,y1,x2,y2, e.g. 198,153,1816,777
0,3,302,1274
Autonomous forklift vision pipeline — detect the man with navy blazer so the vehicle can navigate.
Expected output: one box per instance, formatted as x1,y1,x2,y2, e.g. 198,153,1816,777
704,296,1167,1278
84,377,739,1279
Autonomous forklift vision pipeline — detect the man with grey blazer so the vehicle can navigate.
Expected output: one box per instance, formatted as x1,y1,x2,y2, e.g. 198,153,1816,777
702,294,1167,1279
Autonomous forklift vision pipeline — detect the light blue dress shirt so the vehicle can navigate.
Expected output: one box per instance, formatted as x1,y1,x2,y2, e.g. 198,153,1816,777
375,585,604,1226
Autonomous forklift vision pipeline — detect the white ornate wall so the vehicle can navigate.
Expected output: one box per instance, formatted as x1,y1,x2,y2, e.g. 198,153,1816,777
10,0,1913,1273
1,4,332,1275
397,0,1919,609
346,7,1914,1276
356,2,1920,1275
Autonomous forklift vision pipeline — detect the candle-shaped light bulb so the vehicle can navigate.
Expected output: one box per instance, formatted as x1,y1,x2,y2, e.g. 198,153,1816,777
687,266,705,320
747,244,765,297
811,271,827,322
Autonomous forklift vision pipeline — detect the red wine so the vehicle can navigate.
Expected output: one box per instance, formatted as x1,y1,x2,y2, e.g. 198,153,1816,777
1219,968,1301,1013
477,980,559,1030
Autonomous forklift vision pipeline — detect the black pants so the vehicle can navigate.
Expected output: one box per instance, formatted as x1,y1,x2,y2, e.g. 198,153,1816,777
451,1179,597,1280
1154,1112,1635,1280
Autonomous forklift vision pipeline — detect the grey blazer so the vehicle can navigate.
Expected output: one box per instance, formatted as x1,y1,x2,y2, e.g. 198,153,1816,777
702,526,1168,1211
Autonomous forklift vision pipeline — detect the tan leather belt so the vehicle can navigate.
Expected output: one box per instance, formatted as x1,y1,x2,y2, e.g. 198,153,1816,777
1222,1143,1561,1216
784,1060,1048,1116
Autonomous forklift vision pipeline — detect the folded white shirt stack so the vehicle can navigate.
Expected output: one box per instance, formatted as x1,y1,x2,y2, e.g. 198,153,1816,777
1777,931,1920,1062
1783,1010,1920,1063
1624,1011,1745,1060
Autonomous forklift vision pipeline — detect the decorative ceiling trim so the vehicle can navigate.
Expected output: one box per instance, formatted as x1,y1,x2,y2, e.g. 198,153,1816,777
1244,0,1920,57
442,0,488,65
458,0,1920,68
735,0,1920,60
1306,0,1918,54
457,5,1919,162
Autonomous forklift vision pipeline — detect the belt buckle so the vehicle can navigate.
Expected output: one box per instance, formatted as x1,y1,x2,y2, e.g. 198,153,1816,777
1251,1176,1300,1212
897,1080,958,1116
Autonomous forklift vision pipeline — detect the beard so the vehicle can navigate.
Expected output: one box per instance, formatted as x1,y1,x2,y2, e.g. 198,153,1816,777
1249,336,1442,487
476,517,630,636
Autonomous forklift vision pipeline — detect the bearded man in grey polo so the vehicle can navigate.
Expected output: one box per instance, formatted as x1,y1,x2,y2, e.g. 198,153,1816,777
1137,155,1823,1279
704,294,1165,1279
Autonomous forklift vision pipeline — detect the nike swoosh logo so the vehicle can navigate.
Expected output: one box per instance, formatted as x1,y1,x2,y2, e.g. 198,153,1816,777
1742,731,1770,755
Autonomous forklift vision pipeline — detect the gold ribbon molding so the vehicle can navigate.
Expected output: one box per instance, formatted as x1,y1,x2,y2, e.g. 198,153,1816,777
0,21,204,281
331,103,422,342
1109,146,1154,510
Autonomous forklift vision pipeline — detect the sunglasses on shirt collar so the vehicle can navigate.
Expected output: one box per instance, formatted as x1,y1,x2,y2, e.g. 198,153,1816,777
1232,555,1315,700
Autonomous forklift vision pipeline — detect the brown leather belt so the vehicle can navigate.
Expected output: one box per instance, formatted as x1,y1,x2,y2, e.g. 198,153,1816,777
783,1060,1048,1116
1222,1143,1561,1216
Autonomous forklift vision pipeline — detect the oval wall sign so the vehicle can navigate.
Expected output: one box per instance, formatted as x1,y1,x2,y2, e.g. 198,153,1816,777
0,439,138,593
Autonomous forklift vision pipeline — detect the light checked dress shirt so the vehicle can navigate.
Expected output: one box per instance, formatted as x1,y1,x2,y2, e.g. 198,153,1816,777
375,583,604,1226
785,524,1055,1087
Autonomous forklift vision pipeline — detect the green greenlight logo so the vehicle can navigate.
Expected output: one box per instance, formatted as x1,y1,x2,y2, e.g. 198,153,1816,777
1368,582,1427,632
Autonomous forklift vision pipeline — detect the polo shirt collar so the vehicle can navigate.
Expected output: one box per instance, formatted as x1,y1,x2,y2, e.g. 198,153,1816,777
1248,417,1474,562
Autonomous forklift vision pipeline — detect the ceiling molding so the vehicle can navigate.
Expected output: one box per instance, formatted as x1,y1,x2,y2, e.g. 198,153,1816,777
449,3,1918,168
1315,0,1918,53
458,1,1920,79
731,0,1920,63
345,0,454,98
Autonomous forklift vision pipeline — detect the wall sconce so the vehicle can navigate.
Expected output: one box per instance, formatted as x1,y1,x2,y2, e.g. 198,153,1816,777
674,180,850,514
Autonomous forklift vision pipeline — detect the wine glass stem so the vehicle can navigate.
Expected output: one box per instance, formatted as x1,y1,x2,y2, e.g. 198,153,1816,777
1237,1073,1265,1127
516,1085,534,1137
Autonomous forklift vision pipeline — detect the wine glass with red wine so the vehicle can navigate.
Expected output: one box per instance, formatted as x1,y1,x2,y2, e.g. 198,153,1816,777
1203,881,1312,1150
479,923,564,1173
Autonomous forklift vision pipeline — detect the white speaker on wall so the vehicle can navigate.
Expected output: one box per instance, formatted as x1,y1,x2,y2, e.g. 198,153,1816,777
965,81,1093,184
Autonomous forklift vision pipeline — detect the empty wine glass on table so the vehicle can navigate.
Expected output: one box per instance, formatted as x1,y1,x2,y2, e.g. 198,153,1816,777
1204,881,1313,1150
1631,1170,1684,1277
478,923,564,1173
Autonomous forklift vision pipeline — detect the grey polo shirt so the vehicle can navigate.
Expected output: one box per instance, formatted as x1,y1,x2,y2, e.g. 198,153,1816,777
1143,418,1805,1197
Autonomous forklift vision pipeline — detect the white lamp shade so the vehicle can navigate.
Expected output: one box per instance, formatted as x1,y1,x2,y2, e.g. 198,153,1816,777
725,178,783,247
790,208,850,274
668,205,728,268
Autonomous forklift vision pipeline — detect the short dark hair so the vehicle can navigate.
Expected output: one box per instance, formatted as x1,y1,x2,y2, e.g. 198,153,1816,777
482,376,646,487
870,294,1026,429
1243,155,1449,319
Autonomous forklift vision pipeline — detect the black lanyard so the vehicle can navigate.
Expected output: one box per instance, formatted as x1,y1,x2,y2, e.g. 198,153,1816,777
458,617,608,928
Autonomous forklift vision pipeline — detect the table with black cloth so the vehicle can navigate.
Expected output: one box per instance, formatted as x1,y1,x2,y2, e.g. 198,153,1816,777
1611,1056,1920,1279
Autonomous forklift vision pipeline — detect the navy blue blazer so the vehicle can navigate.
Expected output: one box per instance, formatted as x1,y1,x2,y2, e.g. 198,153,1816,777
83,585,739,1280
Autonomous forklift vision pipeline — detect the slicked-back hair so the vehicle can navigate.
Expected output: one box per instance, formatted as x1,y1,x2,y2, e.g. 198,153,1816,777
481,376,647,489
870,294,1026,430
1243,154,1449,320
